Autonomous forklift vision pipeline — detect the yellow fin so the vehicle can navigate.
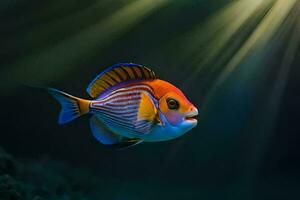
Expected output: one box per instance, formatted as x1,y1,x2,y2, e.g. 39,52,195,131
138,92,158,122
86,63,156,98
46,88,90,124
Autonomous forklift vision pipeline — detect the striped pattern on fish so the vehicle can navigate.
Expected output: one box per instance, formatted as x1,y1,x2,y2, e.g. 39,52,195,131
44,63,198,148
89,84,157,134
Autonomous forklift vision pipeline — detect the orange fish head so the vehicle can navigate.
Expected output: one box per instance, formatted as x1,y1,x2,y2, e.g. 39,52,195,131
158,90,198,129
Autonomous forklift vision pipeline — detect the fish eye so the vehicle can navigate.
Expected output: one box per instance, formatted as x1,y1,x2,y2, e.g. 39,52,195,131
166,98,179,110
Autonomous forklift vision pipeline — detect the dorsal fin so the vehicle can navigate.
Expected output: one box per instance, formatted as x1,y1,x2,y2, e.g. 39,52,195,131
86,63,156,98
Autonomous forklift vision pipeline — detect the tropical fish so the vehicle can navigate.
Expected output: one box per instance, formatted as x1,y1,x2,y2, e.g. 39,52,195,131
46,63,198,148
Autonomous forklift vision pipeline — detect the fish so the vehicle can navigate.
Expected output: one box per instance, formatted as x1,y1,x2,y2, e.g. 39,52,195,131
45,63,198,149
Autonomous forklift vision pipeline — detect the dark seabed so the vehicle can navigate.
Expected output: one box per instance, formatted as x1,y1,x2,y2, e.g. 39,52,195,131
1,0,300,199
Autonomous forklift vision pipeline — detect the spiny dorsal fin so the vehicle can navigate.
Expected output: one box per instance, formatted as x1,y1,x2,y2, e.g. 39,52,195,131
87,63,156,98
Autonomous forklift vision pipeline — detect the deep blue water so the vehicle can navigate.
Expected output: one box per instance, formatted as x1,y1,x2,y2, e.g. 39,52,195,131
1,0,300,199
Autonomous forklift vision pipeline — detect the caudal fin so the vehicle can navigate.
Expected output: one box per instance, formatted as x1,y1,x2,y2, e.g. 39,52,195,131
46,88,90,124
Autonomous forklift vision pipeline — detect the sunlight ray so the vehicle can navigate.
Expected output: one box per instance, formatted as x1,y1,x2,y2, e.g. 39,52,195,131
208,0,298,99
180,0,273,84
241,3,300,182
164,0,299,171
0,0,170,94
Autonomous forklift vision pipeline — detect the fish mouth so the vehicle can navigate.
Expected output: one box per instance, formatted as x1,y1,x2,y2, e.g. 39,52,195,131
185,108,198,122
185,115,198,121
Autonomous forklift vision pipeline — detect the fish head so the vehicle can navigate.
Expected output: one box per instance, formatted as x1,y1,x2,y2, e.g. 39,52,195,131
158,89,198,131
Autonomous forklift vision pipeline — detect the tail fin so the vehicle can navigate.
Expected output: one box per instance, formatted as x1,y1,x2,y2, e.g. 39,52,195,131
46,88,90,124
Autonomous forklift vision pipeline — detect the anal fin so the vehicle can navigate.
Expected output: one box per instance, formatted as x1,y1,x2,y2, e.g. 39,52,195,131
109,139,143,150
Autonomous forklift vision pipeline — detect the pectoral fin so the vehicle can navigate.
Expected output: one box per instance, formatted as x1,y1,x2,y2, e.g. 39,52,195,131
135,91,161,133
138,92,157,122
138,92,162,124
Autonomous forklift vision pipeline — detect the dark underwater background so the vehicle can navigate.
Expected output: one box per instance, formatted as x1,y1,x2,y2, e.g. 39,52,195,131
1,0,300,199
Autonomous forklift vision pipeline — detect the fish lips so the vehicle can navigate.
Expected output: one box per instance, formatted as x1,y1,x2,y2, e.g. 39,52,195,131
184,108,198,123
